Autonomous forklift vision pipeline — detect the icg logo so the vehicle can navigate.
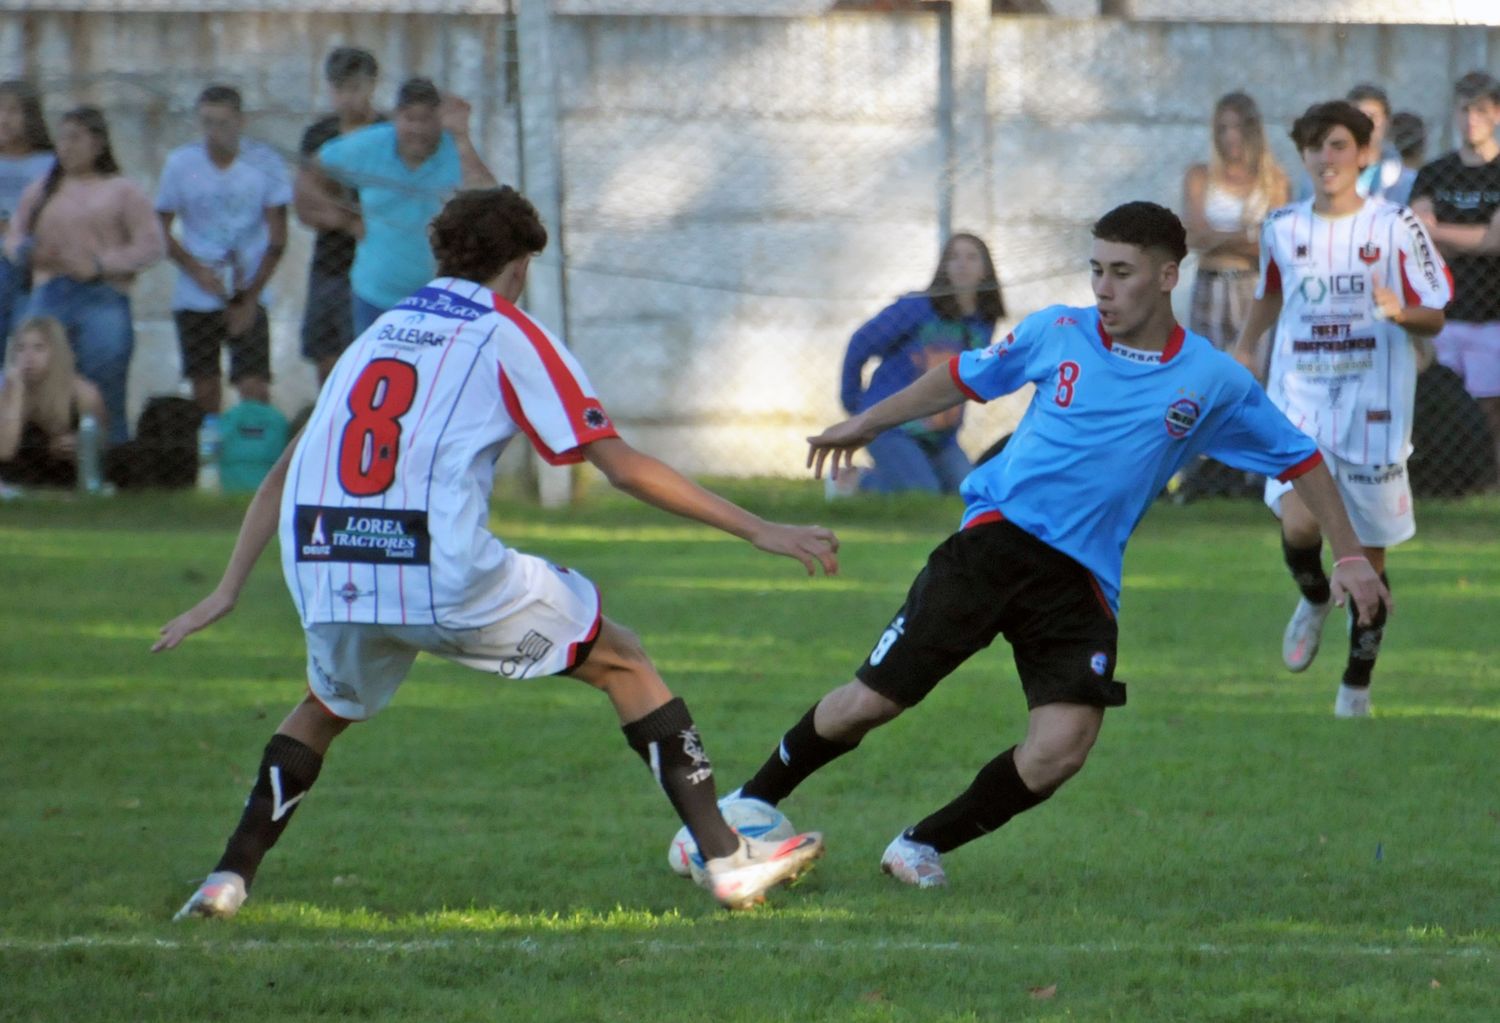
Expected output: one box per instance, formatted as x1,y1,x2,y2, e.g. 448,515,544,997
1300,274,1366,303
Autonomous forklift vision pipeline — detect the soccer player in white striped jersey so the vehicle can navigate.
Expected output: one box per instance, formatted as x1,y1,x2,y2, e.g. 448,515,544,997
154,187,835,915
1235,101,1452,717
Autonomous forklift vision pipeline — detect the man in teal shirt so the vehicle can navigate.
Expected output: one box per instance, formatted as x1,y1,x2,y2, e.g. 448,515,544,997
316,77,496,335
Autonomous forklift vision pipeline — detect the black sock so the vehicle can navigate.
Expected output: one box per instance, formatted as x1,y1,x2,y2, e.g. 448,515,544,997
1282,535,1331,605
622,697,738,861
905,747,1050,854
1342,572,1390,689
738,702,860,806
214,733,324,889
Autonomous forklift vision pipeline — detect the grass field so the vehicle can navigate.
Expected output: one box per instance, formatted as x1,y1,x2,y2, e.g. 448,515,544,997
2,486,1498,1022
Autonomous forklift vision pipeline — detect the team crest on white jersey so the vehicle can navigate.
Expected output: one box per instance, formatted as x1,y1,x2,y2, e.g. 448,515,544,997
1357,243,1381,265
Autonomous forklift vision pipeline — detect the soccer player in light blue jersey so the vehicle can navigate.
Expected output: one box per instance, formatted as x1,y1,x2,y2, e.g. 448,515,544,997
725,201,1391,890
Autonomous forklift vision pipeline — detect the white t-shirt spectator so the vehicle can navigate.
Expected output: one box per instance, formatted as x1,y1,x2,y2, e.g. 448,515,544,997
155,139,292,312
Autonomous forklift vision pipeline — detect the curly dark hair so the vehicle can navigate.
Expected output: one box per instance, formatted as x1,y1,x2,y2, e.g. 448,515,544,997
430,187,548,284
1091,201,1187,263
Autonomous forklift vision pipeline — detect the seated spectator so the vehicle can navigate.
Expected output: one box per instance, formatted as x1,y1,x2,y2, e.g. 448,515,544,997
1385,110,1426,206
315,77,496,335
837,233,1004,495
157,84,291,414
0,80,54,355
3,107,165,445
0,315,105,487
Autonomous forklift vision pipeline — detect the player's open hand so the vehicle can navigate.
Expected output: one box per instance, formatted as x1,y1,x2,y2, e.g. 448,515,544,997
1329,556,1392,627
750,522,840,576
152,589,237,652
807,415,877,481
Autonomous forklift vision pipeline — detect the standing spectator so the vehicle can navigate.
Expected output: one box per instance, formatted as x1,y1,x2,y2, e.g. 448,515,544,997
294,47,383,384
4,107,164,445
1411,71,1500,483
1183,92,1288,354
1385,111,1426,206
157,85,292,414
0,81,54,355
837,233,1004,494
315,77,496,335
0,315,105,488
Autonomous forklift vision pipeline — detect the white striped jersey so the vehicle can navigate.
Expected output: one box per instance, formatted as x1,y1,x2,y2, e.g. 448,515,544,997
1256,197,1452,465
279,277,618,628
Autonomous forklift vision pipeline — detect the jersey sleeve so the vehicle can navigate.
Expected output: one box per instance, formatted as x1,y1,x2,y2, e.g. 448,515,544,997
1255,217,1282,299
1200,378,1321,480
492,306,619,465
950,308,1049,402
1393,208,1453,310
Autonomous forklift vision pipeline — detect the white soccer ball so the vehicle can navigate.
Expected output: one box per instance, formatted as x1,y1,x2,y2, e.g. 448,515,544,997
667,797,796,879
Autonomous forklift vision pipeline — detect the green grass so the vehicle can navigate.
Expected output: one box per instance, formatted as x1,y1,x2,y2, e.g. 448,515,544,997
2,486,1498,1021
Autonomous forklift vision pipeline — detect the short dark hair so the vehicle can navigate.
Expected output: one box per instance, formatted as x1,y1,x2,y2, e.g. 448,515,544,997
1345,83,1390,116
196,84,242,111
395,77,441,110
1454,71,1500,105
1290,100,1373,151
325,46,378,84
430,187,547,283
1389,111,1426,159
1090,201,1187,263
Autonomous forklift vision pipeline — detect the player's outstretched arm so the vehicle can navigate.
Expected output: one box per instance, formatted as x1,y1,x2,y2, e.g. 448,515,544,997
1231,293,1281,377
152,430,302,652
809,361,966,480
1289,462,1392,626
583,436,838,576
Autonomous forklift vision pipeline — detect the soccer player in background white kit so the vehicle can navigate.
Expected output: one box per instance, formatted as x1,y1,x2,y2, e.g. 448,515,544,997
1235,101,1452,718
155,186,835,915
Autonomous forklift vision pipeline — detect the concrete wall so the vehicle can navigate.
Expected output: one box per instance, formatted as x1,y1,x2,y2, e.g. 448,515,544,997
3,9,1496,475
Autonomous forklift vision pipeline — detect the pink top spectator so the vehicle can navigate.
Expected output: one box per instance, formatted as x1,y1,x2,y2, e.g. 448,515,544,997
4,176,164,289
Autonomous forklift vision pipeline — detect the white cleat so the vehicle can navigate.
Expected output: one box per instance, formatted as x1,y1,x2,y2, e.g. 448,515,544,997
880,832,947,889
173,871,247,921
700,832,824,911
1334,684,1372,718
1282,597,1334,672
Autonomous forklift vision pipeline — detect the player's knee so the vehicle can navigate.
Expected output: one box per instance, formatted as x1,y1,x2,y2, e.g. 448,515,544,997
1018,730,1096,788
821,680,904,738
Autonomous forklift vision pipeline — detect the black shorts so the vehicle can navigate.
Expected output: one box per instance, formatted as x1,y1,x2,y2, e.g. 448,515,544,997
174,307,271,383
856,517,1125,710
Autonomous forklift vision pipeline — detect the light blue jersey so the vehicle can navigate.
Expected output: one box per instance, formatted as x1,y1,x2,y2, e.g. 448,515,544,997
952,305,1320,612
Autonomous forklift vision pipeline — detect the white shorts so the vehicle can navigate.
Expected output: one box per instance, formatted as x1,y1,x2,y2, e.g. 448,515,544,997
1433,320,1500,399
303,553,601,721
1264,450,1415,549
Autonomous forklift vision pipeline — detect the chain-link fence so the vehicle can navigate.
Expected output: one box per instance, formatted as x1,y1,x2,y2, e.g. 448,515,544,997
1,1,1497,500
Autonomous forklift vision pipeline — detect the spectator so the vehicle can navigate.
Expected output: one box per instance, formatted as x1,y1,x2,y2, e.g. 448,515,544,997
837,233,1004,495
0,315,105,488
1183,91,1288,354
1385,110,1426,206
4,107,165,445
1411,71,1500,485
294,47,383,384
0,81,54,355
157,85,292,414
315,77,496,335
1293,84,1406,202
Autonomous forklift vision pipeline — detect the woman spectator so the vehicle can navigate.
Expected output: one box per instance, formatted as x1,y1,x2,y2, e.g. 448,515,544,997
0,81,54,354
0,315,105,488
1182,92,1289,358
837,233,1005,495
4,106,164,445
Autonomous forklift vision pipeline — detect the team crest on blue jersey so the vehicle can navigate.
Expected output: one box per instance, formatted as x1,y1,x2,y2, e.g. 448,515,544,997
1090,652,1109,676
1164,397,1201,438
1358,243,1381,265
976,331,1015,361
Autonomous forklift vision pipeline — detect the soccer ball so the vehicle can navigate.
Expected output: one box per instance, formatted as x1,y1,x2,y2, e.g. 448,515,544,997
667,797,796,879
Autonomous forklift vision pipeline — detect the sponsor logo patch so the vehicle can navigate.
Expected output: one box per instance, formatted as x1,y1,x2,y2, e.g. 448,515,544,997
294,505,431,565
392,286,490,322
